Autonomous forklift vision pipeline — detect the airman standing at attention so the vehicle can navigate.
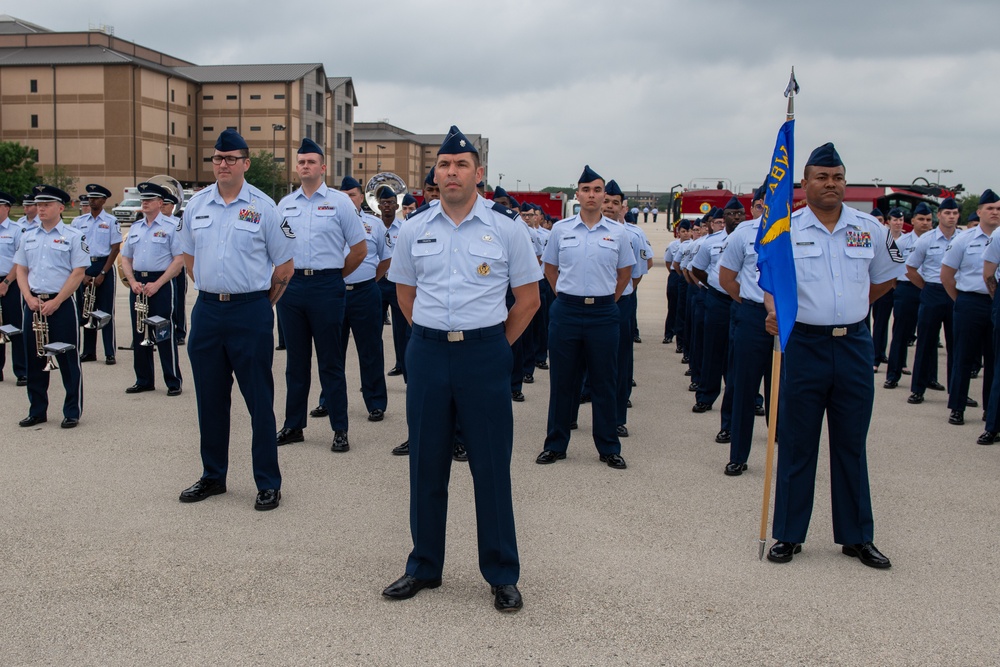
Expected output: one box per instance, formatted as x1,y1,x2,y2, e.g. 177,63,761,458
0,190,27,385
71,184,121,365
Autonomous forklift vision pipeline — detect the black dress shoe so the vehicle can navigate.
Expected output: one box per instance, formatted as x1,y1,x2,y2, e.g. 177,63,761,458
125,384,155,394
971,370,980,379
511,391,525,402
368,409,385,422
901,369,911,376
966,397,979,408
766,541,802,563
382,574,442,600
626,399,632,408
535,450,566,464
79,354,97,362
692,402,712,413
331,431,350,452
167,387,182,397
523,374,534,384
105,356,116,365
310,405,328,417
569,421,578,430
579,394,591,404
384,315,391,325
61,417,79,429
599,453,627,469
176,338,185,346
633,335,641,343
275,344,286,351
688,382,699,392
662,337,670,344
676,344,683,354
179,478,226,503
616,425,629,438
276,427,304,446
978,431,1000,445
18,415,46,427
16,377,27,386
535,361,548,370
387,366,403,377
684,368,693,376
681,355,690,363
492,584,523,613
754,405,766,416
254,489,281,511
883,380,898,389
630,378,637,387
724,462,748,476
907,393,924,404
392,440,410,456
715,429,731,443
453,442,468,462
842,542,891,569
927,381,945,391
949,410,964,425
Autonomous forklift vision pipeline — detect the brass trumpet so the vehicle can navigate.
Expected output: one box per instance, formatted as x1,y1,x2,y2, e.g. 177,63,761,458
81,280,97,328
33,311,59,371
135,292,155,346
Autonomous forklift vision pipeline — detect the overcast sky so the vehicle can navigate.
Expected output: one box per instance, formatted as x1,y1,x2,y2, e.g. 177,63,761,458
10,1,998,196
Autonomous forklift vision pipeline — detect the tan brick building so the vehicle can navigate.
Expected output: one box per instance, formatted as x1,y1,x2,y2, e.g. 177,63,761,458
0,15,357,203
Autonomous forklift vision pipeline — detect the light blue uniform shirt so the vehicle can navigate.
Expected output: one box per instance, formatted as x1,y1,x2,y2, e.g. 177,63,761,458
682,236,706,272
692,228,729,292
71,210,121,257
720,218,765,303
621,223,649,296
383,217,403,261
0,218,25,275
894,231,919,282
790,205,899,326
121,214,183,272
277,184,364,270
389,195,541,331
16,216,39,229
13,223,90,293
178,181,295,294
906,227,956,284
943,225,992,295
672,239,691,269
543,216,635,297
345,211,390,284
663,238,681,265
535,226,551,260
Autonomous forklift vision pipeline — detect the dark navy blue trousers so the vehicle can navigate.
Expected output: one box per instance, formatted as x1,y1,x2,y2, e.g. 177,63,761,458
543,296,620,456
404,323,519,585
688,286,707,386
985,296,1000,431
534,278,554,366
616,291,637,426
676,280,688,352
277,272,348,431
379,277,410,381
772,324,875,545
949,291,993,413
341,279,388,413
23,295,82,420
717,300,738,432
910,283,951,395
664,271,681,339
173,271,187,340
696,287,731,407
728,300,773,465
885,282,921,382
79,259,116,357
129,273,181,391
869,287,894,364
0,280,27,380
189,292,280,491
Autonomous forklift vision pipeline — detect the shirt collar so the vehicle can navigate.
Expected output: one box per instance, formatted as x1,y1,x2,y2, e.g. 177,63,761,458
209,180,253,206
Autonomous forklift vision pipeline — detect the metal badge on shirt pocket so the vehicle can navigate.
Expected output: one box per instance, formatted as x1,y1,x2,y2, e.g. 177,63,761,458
469,237,502,278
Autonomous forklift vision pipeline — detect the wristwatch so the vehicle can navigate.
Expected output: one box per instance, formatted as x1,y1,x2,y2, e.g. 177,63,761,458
2,278,9,286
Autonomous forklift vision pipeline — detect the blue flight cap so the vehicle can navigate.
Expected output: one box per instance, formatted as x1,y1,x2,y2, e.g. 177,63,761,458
424,167,436,186
510,197,520,208
979,189,999,205
578,165,603,184
870,207,884,218
215,128,248,152
724,196,744,211
84,183,112,199
938,197,958,211
624,211,637,223
913,202,933,216
377,186,396,200
298,137,324,156
805,142,844,168
137,182,170,200
402,194,417,206
712,207,725,220
476,180,485,188
0,190,15,206
605,180,624,198
438,125,478,155
888,207,905,219
32,184,71,204
691,219,702,228
677,220,691,230
493,186,509,200
969,211,980,222
340,176,362,192
753,185,767,201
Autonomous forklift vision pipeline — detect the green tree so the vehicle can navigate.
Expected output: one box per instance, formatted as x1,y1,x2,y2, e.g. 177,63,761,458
0,141,39,197
958,193,980,224
40,165,78,194
244,150,285,201
542,186,575,196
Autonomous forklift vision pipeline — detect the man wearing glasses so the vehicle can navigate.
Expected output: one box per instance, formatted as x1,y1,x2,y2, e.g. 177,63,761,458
177,130,295,512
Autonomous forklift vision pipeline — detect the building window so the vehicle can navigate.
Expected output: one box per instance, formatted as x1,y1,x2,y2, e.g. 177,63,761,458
250,125,261,132
226,95,237,100
358,146,363,154
170,89,175,102
345,104,352,124
337,105,342,121
171,122,175,135
187,94,191,106
336,133,342,149
188,157,192,169
345,130,351,148
188,126,191,138
250,94,261,100
306,95,312,112
203,95,214,100
275,157,285,163
30,114,38,128
30,79,37,93
337,160,342,177
316,69,323,85
171,155,176,168
315,92,322,115
358,162,363,170
203,126,213,132
316,122,323,140
306,125,312,139
203,156,212,162
275,94,285,100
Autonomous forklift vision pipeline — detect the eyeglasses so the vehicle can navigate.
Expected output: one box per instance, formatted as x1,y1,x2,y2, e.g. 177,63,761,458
211,155,244,165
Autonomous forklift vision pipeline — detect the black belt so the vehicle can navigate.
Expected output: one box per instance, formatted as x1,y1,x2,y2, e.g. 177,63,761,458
557,294,615,305
412,323,505,342
708,286,733,302
30,292,54,300
135,270,165,279
345,278,376,291
199,290,268,302
293,268,342,276
741,299,766,309
89,255,109,263
794,321,865,337
957,290,991,301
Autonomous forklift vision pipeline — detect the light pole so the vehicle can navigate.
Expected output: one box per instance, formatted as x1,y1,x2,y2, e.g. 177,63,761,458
271,123,285,200
498,173,505,188
377,144,386,172
516,179,521,192
925,168,952,185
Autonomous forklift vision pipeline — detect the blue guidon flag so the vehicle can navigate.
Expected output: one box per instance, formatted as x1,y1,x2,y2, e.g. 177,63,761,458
754,119,798,351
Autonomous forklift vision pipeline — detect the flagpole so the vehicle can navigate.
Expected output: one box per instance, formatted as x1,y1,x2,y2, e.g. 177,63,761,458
758,67,796,561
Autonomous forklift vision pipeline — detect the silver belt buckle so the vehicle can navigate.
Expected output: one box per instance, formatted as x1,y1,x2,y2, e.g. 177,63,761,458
447,331,464,342
345,284,354,291
139,271,149,277
303,269,314,276
832,327,847,337
584,297,595,305
219,293,231,302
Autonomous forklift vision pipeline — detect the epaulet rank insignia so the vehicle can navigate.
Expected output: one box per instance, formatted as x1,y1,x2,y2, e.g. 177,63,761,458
408,202,431,220
492,202,518,220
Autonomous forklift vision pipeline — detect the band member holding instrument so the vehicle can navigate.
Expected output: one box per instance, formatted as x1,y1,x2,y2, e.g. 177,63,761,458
13,185,89,428
0,190,28,385
120,182,185,396
71,184,120,365
160,188,188,345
